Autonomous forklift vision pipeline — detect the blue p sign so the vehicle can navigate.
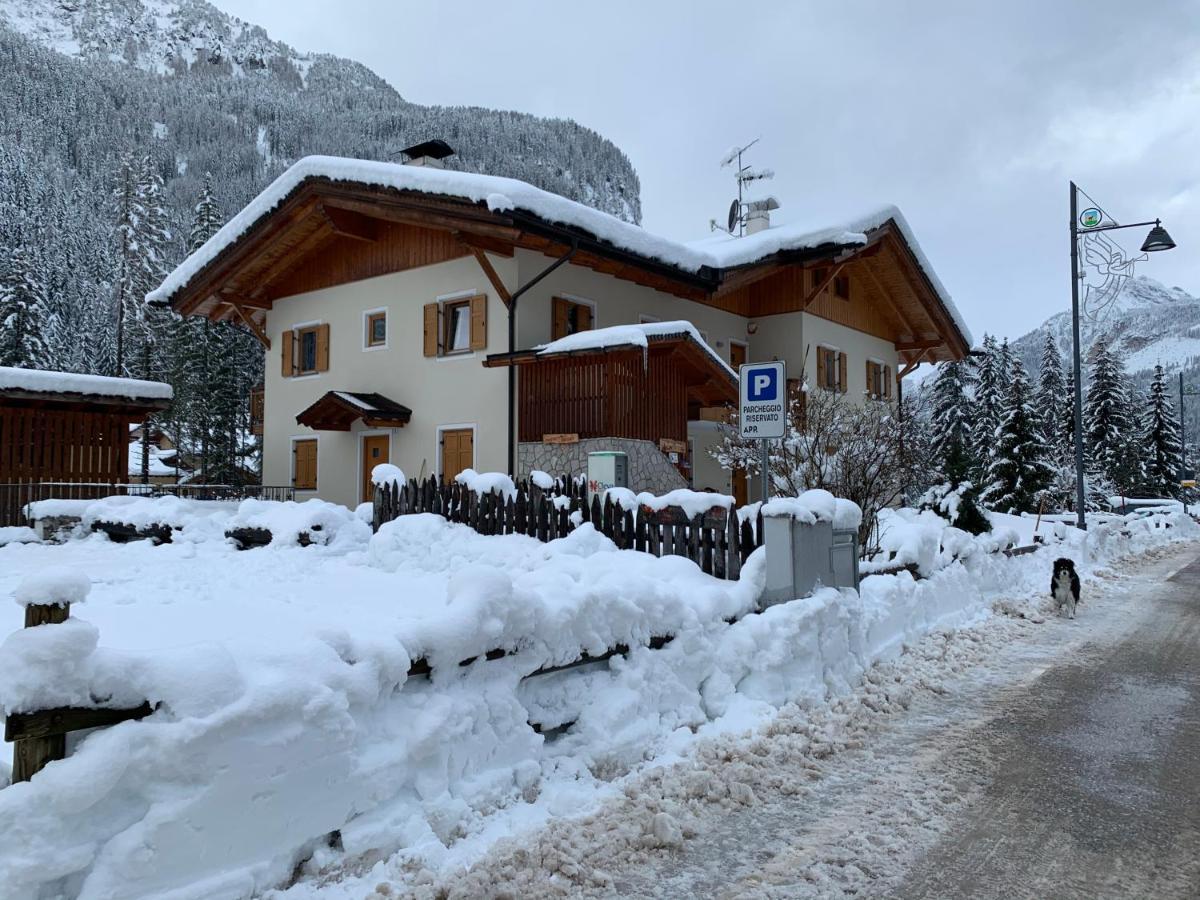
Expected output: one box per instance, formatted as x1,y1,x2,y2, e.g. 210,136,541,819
747,366,778,401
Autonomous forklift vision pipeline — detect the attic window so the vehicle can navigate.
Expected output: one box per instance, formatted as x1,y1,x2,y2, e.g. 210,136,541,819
834,275,850,300
812,268,827,290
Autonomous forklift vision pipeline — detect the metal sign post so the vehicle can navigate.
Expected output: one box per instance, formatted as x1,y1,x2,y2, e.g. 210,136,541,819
739,361,786,502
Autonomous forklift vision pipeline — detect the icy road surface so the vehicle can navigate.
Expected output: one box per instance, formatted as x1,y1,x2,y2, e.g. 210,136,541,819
416,542,1200,899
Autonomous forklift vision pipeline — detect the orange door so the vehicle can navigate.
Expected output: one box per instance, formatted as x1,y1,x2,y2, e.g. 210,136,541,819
730,341,747,369
361,434,389,502
440,428,474,484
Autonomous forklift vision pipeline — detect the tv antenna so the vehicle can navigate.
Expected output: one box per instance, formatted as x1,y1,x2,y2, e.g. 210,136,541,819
710,138,775,236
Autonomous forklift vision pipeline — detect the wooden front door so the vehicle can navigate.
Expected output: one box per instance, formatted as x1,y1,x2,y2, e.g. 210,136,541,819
730,341,747,369
731,468,748,506
440,428,474,484
361,434,389,502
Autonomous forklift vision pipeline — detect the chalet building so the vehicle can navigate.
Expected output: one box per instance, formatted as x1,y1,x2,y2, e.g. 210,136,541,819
150,146,971,509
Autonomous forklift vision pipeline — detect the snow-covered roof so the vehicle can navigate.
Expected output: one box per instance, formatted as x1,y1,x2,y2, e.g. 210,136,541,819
534,320,736,379
146,156,971,346
127,443,178,477
0,367,173,402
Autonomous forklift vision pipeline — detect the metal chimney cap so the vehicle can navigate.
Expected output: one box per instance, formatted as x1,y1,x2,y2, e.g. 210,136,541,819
399,139,455,161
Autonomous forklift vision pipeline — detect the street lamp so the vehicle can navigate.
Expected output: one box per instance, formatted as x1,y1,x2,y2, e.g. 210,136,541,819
1069,182,1176,530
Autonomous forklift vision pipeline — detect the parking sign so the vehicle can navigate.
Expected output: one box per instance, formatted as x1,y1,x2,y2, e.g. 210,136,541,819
739,361,786,439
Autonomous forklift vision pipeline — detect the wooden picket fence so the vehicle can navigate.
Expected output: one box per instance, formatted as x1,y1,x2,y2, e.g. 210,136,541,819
373,475,763,581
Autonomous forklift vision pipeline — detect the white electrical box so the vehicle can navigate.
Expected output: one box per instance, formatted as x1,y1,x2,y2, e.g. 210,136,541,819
586,451,628,503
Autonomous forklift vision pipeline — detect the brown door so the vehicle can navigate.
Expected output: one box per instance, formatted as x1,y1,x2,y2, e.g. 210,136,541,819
361,435,390,502
731,468,748,506
730,341,747,369
440,428,474,484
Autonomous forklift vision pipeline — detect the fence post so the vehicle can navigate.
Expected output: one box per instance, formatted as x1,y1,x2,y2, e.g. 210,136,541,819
10,578,83,782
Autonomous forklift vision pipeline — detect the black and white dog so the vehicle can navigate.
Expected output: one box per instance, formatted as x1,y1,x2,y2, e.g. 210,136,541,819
1051,558,1081,619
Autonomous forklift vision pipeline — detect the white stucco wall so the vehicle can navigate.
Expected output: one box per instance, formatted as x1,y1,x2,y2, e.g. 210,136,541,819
262,254,517,508
259,245,903,508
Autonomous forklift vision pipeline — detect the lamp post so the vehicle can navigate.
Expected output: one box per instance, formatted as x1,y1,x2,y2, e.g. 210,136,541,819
1179,374,1200,516
1068,182,1176,529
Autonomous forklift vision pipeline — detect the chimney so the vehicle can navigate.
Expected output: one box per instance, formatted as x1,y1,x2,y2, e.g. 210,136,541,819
744,197,780,235
399,139,455,169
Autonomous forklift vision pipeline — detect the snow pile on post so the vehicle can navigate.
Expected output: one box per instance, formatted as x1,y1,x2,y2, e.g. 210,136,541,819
370,463,407,489
12,569,90,608
761,489,863,532
454,468,518,500
0,366,172,401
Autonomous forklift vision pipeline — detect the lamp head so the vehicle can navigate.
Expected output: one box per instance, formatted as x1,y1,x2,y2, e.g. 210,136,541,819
1141,220,1176,253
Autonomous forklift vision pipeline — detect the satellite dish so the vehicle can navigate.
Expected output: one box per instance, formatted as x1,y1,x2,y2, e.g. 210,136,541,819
727,199,740,233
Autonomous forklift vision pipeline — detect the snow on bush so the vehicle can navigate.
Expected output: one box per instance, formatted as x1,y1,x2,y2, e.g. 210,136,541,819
0,504,1192,898
12,568,90,608
227,498,371,549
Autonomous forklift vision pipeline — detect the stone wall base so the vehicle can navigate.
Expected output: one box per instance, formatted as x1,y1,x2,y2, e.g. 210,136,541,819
518,438,688,495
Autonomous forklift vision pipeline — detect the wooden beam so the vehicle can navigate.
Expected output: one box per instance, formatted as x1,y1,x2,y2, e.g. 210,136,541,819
6,702,155,742
858,256,922,339
711,262,786,300
247,222,334,300
321,195,521,243
319,204,378,242
883,231,970,358
223,297,272,349
466,245,513,308
894,339,943,352
898,347,932,380
799,262,847,310
455,231,516,258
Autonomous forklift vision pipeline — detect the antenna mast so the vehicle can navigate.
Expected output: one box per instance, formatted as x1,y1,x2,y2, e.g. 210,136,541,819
711,138,775,236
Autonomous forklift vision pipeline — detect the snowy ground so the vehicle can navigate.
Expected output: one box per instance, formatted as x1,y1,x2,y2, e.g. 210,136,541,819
335,541,1197,900
0,499,1193,899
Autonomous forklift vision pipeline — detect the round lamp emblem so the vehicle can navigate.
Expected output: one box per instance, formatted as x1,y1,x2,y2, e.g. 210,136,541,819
1079,208,1103,228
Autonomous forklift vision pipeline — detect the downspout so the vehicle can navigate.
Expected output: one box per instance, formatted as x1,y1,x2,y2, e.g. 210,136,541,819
507,239,577,476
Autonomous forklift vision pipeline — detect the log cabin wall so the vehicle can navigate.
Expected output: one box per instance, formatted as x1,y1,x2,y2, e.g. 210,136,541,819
517,350,688,445
0,406,129,484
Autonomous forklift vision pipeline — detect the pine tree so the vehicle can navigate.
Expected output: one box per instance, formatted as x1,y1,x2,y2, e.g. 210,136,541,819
929,359,975,483
969,334,1006,484
0,246,52,368
1141,364,1183,498
982,358,1054,513
1084,341,1135,490
1035,332,1072,463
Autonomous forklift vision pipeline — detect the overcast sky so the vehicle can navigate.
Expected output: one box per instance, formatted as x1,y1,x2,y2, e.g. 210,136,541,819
221,0,1200,343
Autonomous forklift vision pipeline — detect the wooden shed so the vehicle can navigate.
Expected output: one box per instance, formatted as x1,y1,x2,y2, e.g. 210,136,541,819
0,368,173,526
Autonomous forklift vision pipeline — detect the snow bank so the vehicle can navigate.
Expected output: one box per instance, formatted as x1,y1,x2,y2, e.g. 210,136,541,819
12,569,90,608
0,527,39,547
0,366,171,401
0,505,1189,898
80,495,238,538
227,498,370,549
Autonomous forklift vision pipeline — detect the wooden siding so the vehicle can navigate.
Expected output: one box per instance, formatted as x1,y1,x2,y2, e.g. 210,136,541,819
259,221,469,304
518,350,689,444
0,407,129,483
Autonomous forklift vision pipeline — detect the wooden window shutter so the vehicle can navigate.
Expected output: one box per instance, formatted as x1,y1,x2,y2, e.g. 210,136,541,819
315,323,330,372
865,360,873,395
577,303,593,332
816,347,826,389
838,352,847,393
469,293,487,351
884,365,893,399
423,302,439,357
552,297,570,340
281,329,294,377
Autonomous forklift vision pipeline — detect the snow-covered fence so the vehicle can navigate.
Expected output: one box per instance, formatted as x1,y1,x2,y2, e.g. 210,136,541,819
3,572,153,783
372,473,763,580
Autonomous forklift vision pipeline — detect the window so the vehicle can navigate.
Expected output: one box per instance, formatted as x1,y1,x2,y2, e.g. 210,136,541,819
866,361,892,400
812,267,828,290
423,294,487,357
816,345,846,392
552,297,594,340
365,310,387,348
834,275,850,300
443,299,472,353
293,439,318,490
282,323,329,377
